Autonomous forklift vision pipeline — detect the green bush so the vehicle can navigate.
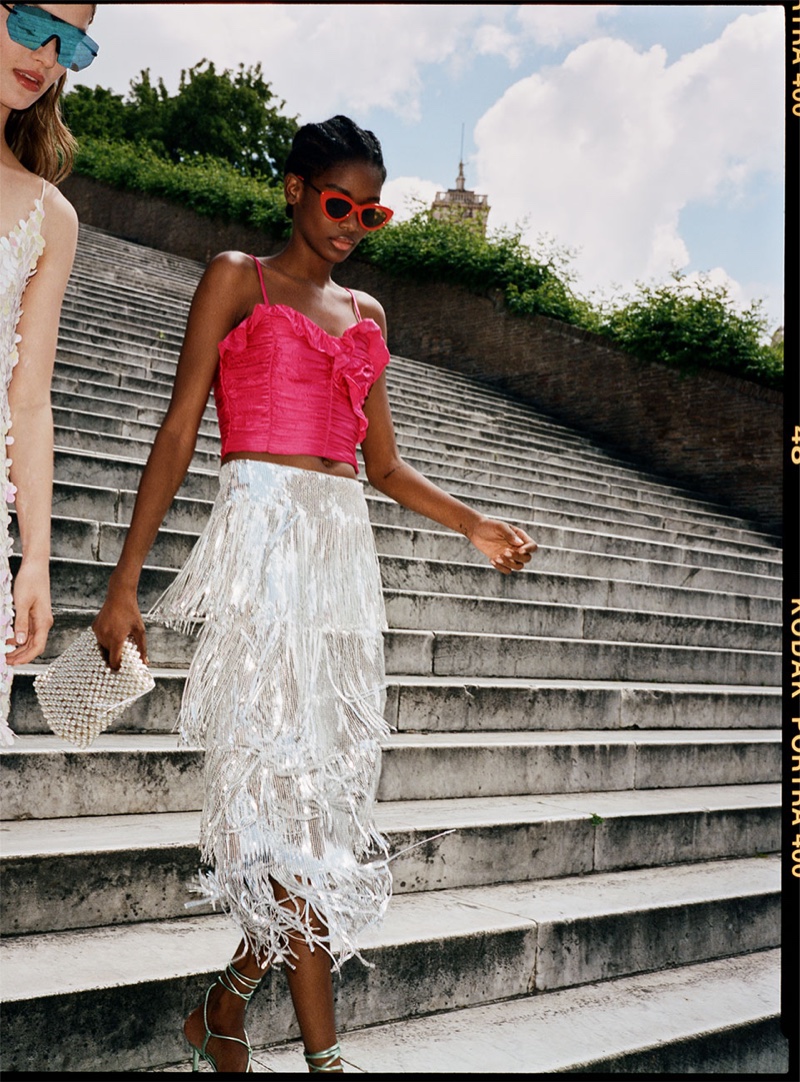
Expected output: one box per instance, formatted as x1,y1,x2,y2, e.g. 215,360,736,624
360,212,594,327
71,141,782,391
73,136,290,236
599,272,783,389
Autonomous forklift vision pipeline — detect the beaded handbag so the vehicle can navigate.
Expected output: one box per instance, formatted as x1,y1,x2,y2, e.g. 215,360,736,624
34,629,155,748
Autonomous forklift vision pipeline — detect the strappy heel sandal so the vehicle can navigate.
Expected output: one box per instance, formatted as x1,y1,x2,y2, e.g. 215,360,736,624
304,1042,343,1072
189,961,263,1073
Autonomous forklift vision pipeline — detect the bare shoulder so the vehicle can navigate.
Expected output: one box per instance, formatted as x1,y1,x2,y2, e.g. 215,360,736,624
352,288,387,337
201,250,257,291
41,183,79,245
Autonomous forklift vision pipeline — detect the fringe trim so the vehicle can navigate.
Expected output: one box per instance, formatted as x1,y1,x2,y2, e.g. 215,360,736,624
148,460,393,968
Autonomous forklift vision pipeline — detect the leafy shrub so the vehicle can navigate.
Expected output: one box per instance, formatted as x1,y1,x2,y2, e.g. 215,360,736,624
599,272,783,389
71,142,782,390
73,136,290,236
360,212,594,327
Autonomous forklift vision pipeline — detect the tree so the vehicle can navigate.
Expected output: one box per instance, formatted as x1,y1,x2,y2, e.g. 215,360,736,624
164,60,297,179
60,84,128,141
62,60,298,180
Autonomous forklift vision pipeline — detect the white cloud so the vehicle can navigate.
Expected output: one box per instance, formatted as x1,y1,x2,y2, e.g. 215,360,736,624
381,176,443,222
515,4,619,48
473,9,783,306
77,3,513,123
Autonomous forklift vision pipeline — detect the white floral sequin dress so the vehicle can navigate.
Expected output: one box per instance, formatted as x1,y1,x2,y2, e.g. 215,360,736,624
0,181,46,745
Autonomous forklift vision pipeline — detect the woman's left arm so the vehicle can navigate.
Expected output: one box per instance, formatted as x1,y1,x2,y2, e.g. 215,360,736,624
361,372,537,575
6,189,79,664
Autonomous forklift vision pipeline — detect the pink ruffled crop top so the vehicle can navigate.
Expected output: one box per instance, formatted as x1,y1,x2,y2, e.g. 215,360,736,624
214,256,390,472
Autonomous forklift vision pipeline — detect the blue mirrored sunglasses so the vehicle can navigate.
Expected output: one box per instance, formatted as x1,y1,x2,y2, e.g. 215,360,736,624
2,3,98,71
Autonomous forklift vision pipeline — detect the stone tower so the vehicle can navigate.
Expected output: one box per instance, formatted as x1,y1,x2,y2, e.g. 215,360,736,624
431,159,490,234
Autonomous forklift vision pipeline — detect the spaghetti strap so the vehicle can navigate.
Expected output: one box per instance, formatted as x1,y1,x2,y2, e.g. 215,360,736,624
250,255,269,306
345,287,362,322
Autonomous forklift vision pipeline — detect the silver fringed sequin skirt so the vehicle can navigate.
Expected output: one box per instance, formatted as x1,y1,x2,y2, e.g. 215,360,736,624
148,459,392,968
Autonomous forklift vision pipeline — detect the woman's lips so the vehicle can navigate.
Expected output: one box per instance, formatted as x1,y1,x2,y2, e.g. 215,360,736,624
331,237,355,252
14,69,44,92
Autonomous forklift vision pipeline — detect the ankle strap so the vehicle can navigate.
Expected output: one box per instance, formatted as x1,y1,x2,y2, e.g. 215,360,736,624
304,1042,341,1071
217,961,262,1002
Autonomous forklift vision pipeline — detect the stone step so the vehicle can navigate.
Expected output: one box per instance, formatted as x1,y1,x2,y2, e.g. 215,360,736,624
48,392,778,544
27,602,780,685
9,668,781,736
0,732,780,823
20,547,783,654
24,514,779,622
57,327,182,372
52,406,220,456
47,439,782,570
373,523,781,601
391,444,781,545
44,478,783,595
45,315,779,538
45,346,779,547
50,385,217,430
257,950,786,1075
50,356,175,397
0,856,781,1072
370,492,781,573
382,589,779,650
74,225,204,278
46,329,779,546
48,383,693,511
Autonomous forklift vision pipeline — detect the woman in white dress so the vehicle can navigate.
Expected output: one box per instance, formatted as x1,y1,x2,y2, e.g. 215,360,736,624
0,2,98,743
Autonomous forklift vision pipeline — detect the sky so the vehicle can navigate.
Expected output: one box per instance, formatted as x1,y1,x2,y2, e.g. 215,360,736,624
71,3,787,335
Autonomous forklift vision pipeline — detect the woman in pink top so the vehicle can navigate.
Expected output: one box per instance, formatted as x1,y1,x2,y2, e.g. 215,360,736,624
92,115,536,1074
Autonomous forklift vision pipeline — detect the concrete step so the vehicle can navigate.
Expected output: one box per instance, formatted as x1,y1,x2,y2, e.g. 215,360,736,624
57,328,182,373
47,324,779,549
52,406,219,455
0,856,781,1072
46,341,779,548
31,536,783,636
53,354,175,396
44,478,783,598
48,390,781,550
25,514,780,624
47,442,783,573
369,492,781,575
16,549,784,680
5,221,784,1078
25,601,780,685
0,783,780,935
255,950,787,1075
50,386,217,431
0,730,781,821
9,668,781,736
382,589,779,650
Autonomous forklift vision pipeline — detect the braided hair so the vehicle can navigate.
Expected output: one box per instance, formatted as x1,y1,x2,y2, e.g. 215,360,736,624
283,115,386,218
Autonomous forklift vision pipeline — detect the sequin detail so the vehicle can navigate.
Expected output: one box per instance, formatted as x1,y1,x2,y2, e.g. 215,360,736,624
1,189,46,745
148,460,392,968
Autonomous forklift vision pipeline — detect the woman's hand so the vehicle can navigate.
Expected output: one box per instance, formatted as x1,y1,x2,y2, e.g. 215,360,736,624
91,573,148,671
468,517,537,574
6,556,53,664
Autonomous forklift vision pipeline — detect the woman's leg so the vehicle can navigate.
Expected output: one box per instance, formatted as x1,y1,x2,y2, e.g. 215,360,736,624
273,879,343,1073
183,938,267,1073
184,880,343,1073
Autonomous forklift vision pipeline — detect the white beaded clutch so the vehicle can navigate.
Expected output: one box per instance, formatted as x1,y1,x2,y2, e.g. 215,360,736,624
34,629,155,748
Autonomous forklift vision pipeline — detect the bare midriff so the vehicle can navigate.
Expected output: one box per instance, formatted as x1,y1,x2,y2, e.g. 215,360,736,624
222,450,357,479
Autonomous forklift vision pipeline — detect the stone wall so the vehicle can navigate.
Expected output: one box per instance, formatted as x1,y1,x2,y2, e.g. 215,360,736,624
60,174,782,534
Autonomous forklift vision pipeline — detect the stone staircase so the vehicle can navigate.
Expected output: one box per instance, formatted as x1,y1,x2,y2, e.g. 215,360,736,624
0,224,787,1074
